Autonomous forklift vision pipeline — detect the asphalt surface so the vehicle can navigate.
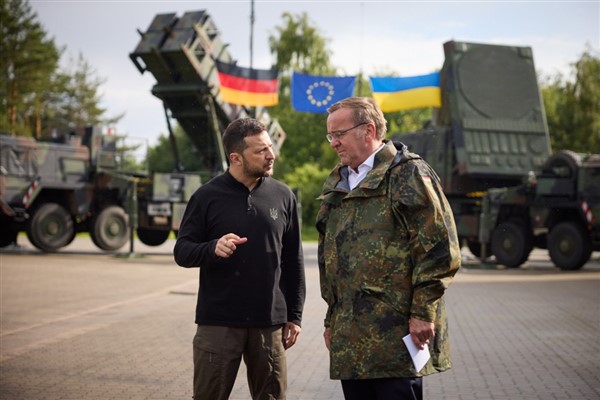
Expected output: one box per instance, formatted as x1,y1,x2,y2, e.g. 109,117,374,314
1,237,599,400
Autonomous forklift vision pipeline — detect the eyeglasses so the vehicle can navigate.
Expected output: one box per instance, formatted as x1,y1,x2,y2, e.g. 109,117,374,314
326,122,368,143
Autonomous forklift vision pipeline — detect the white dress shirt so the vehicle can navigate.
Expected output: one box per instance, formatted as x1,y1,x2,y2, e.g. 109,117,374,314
348,143,385,190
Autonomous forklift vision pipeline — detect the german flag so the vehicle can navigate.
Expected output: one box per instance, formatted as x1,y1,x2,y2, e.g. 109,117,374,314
215,60,279,107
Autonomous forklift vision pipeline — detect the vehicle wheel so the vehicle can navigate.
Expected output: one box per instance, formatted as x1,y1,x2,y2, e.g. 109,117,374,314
26,203,74,252
137,228,170,246
548,222,592,270
90,206,129,251
467,240,493,259
491,221,533,268
64,228,77,246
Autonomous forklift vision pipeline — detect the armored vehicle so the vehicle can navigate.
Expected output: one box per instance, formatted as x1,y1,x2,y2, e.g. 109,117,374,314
0,10,285,252
393,40,599,270
0,128,198,251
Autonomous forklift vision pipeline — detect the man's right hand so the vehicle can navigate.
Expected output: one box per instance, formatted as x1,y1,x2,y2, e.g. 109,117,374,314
215,233,248,258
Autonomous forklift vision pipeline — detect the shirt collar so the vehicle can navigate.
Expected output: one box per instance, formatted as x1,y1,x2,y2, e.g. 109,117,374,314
349,143,385,175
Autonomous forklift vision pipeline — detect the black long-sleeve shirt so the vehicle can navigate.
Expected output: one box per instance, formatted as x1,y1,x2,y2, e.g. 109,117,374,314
174,171,305,327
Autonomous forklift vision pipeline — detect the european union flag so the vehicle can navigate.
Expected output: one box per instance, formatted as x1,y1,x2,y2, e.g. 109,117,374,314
291,72,356,113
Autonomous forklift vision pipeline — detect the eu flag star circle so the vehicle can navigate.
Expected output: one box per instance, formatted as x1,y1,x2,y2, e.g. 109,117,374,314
305,81,335,107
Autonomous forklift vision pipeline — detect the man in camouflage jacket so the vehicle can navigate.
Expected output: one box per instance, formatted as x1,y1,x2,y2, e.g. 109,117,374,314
316,97,461,400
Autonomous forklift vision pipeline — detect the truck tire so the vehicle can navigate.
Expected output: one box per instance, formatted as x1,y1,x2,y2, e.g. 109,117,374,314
26,203,75,252
137,228,170,246
548,222,592,270
491,221,533,268
90,206,129,251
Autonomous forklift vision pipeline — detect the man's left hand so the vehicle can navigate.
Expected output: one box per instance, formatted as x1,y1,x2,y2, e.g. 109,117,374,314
283,322,301,349
409,317,435,350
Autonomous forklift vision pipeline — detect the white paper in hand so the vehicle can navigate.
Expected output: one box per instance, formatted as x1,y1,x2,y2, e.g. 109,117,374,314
402,334,431,373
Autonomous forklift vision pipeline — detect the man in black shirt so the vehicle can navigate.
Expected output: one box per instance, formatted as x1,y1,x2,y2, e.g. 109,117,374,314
174,118,305,400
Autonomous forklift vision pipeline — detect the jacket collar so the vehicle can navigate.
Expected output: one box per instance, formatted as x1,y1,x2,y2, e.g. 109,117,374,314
320,141,398,197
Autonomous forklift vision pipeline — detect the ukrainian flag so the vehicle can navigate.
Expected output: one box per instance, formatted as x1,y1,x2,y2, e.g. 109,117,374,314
369,72,441,112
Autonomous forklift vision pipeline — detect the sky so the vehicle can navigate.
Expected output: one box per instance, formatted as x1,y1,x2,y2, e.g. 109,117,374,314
30,0,599,146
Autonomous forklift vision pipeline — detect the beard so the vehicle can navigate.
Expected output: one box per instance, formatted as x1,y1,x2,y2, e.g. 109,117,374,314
242,157,273,178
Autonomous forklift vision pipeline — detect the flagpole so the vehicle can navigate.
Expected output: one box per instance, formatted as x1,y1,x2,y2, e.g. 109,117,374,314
249,0,255,116
250,0,254,70
358,1,364,95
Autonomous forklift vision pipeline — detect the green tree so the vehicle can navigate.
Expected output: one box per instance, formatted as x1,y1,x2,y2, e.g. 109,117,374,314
385,108,432,137
269,12,334,75
541,48,600,153
0,0,61,137
267,12,435,230
282,162,330,235
146,125,208,174
46,53,123,137
1,0,123,138
268,12,338,178
267,12,340,230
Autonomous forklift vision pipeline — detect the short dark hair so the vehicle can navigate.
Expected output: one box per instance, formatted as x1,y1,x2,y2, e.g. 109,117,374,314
223,118,267,155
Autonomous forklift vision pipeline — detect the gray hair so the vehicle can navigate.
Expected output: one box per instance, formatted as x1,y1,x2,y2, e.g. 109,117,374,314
327,97,387,139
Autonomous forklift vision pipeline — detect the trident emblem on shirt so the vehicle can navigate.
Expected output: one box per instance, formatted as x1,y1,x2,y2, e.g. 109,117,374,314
270,208,279,221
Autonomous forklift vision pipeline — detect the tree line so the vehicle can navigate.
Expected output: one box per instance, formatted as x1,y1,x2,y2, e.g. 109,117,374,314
2,0,599,230
0,0,121,138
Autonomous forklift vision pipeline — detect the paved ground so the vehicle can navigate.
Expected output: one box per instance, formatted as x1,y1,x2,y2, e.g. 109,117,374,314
1,237,599,399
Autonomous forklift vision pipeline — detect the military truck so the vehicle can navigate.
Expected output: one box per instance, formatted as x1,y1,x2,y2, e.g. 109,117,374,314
393,40,599,270
0,127,199,251
0,10,285,252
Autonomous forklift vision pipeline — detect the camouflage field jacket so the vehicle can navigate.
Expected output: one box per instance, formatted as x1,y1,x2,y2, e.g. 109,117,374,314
316,141,461,380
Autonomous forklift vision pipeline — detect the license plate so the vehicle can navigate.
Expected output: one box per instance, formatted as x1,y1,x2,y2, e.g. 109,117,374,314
147,202,171,216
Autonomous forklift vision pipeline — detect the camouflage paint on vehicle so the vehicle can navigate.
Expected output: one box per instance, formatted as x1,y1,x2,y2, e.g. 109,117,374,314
393,41,599,270
1,10,288,252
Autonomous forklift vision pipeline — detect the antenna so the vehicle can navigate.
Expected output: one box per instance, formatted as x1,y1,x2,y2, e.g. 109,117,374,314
249,0,256,117
250,0,255,70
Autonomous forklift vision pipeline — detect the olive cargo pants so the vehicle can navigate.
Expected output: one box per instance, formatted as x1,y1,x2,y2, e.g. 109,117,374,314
193,325,287,400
